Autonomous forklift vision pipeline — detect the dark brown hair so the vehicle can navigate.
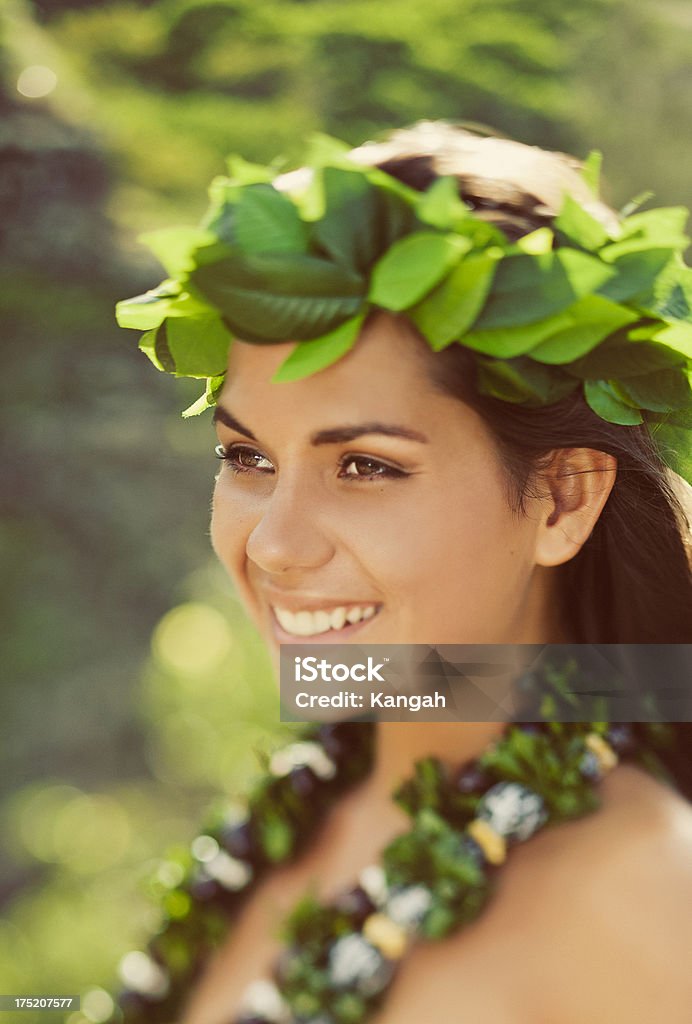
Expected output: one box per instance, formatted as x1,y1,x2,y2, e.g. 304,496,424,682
361,122,692,643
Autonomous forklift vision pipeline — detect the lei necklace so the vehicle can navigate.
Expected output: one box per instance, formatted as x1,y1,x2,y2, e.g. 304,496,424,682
110,665,674,1024
117,132,692,486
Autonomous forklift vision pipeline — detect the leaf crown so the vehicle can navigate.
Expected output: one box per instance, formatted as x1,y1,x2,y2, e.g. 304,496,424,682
116,134,692,484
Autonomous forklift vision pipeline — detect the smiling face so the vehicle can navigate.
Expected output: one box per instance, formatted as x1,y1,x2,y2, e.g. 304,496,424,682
211,312,562,657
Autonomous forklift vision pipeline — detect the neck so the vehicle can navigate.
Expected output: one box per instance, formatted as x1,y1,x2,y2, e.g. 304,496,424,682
368,579,573,799
369,721,508,798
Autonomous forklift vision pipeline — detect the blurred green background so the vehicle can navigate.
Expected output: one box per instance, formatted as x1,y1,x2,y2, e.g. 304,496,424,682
2,0,692,1019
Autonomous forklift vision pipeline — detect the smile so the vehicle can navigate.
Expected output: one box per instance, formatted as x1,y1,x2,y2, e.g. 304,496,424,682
271,604,379,637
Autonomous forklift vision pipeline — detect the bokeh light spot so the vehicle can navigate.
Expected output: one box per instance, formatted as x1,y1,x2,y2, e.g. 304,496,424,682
16,66,58,99
82,989,114,1024
16,784,81,862
152,602,233,676
51,794,132,872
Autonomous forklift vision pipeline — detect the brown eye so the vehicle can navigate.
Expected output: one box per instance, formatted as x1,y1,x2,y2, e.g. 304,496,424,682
338,456,407,480
215,444,274,474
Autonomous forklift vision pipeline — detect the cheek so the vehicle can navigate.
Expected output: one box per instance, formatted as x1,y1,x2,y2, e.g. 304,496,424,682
209,478,255,594
380,480,538,636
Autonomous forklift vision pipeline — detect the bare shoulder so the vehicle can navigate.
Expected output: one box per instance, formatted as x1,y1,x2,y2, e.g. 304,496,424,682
515,764,692,1023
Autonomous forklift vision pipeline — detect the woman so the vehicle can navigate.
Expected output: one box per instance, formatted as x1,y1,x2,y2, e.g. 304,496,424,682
114,123,692,1024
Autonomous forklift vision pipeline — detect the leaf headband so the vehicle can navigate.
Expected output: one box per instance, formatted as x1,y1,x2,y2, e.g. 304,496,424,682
116,135,692,484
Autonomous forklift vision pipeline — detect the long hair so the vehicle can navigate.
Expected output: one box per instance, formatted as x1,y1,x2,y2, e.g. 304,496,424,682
360,122,692,796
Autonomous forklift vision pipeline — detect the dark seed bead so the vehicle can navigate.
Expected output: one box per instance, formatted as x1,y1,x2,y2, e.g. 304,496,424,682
334,884,377,925
118,989,148,1016
118,988,169,1022
606,723,636,756
579,750,601,782
316,723,350,762
517,722,544,736
454,764,494,796
188,873,221,904
289,764,320,798
218,819,256,861
459,834,487,868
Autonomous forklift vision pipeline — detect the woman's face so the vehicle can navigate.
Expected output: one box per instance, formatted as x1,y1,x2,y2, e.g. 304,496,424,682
211,313,554,655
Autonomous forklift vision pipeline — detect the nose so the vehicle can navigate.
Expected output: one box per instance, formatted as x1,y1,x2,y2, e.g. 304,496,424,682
245,476,336,575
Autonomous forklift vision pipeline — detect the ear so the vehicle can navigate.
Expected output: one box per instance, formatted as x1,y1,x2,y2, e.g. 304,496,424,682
534,448,617,567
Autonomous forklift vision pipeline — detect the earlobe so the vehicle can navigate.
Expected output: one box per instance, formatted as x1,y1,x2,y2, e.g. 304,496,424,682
535,448,617,567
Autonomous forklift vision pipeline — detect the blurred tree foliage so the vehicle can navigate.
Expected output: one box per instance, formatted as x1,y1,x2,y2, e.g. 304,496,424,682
1,0,692,1017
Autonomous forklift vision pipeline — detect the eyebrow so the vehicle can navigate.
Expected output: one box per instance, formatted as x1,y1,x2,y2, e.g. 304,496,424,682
212,404,428,445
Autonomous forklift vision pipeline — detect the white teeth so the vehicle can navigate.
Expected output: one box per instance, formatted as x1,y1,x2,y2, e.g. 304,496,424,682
329,607,347,630
273,603,378,637
294,610,319,637
312,610,332,633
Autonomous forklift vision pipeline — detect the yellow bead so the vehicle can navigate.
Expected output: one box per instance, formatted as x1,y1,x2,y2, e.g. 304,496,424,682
585,733,618,774
467,818,507,865
362,913,409,960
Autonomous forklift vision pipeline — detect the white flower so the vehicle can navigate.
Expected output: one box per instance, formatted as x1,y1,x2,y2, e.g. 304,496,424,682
240,979,290,1022
386,885,432,929
118,952,169,998
270,741,336,780
205,850,253,890
329,934,384,988
359,864,389,907
477,782,547,842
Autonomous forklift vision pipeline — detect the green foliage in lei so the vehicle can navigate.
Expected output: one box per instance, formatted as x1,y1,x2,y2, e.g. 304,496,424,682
116,135,692,483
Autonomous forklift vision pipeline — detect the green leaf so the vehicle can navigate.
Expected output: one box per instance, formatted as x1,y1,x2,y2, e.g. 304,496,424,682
165,313,232,378
474,356,578,405
597,249,676,303
304,131,353,167
650,422,692,485
619,206,689,249
234,184,308,255
474,250,614,328
272,314,365,382
646,406,692,429
652,258,692,321
310,168,382,274
584,380,643,424
568,336,688,379
554,194,609,251
461,307,576,358
581,150,602,194
225,155,275,185
190,250,365,341
619,367,692,412
203,178,242,244
138,324,174,373
651,322,692,359
618,191,654,219
369,232,470,311
409,252,499,349
259,813,294,862
516,227,554,255
182,373,226,418
116,281,180,331
140,226,215,278
529,295,638,364
416,176,470,230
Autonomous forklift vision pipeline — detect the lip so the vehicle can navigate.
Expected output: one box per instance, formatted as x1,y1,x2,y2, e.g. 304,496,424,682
261,589,381,614
267,603,383,645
